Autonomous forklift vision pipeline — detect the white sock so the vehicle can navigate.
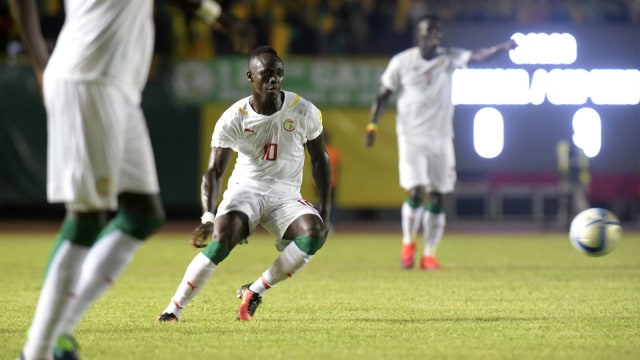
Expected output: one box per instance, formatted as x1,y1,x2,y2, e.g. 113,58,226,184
401,202,424,244
249,243,312,295
58,230,141,335
162,252,217,318
23,241,88,360
423,212,446,257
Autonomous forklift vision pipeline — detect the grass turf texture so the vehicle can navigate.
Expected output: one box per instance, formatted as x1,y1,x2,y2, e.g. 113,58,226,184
2,227,639,359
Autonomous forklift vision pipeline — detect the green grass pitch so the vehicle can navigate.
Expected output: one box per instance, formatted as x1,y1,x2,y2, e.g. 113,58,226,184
2,225,639,359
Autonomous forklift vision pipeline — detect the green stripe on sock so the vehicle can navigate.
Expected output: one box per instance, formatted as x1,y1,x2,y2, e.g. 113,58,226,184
60,217,104,246
406,199,421,209
99,211,164,240
201,241,230,265
45,217,103,271
293,236,324,255
426,203,444,214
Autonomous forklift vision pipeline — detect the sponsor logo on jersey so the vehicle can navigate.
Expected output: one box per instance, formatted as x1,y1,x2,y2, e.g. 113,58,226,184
283,119,296,132
243,127,256,134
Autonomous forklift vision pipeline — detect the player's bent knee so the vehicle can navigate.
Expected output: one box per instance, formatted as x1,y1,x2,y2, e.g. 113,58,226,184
105,211,165,240
201,241,230,265
294,236,325,255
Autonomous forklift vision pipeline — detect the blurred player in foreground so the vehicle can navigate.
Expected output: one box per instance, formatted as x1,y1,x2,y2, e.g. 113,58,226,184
364,15,517,270
157,45,331,323
9,1,252,359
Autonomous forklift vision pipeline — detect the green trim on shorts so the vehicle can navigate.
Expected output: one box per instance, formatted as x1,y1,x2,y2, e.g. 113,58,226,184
293,236,324,255
100,211,164,240
201,241,230,265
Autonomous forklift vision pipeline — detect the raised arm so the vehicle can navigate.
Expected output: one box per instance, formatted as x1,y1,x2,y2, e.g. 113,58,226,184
469,38,518,63
364,85,393,147
307,133,332,235
190,146,233,248
8,0,49,89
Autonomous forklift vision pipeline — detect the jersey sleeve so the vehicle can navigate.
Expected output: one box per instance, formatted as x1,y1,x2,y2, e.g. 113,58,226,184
448,47,473,69
380,53,402,92
306,104,324,141
211,108,240,149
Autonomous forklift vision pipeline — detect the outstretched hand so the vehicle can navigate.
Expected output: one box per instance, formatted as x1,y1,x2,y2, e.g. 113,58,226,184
190,223,213,248
364,130,376,147
504,38,518,50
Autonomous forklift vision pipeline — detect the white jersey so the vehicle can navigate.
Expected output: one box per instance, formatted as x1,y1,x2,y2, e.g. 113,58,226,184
211,91,324,194
380,46,471,141
44,0,154,104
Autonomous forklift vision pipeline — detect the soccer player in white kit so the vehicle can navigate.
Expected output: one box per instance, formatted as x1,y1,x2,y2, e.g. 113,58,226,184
157,46,331,323
364,15,516,270
9,1,249,359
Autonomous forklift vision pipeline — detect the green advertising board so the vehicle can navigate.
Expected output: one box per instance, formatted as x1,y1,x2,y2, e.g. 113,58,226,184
170,57,387,107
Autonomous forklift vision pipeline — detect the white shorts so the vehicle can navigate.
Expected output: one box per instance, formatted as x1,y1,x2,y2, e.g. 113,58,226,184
397,136,456,193
43,78,159,211
216,186,321,248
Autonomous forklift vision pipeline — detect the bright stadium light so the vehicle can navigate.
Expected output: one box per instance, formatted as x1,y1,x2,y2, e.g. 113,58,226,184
545,69,590,105
572,107,601,158
589,69,640,105
473,107,504,159
452,31,640,106
452,69,530,105
452,68,640,106
509,32,577,65
448,31,634,159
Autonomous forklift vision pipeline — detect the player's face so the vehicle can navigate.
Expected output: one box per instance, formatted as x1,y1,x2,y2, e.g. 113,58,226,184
248,54,284,99
416,19,442,58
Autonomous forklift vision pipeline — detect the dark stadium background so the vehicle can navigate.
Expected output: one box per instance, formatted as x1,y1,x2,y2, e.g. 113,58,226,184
1,0,638,225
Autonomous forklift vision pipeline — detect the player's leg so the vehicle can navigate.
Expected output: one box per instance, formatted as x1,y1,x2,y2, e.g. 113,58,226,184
400,186,425,268
556,179,570,229
56,86,164,339
237,199,325,321
398,141,428,269
59,193,164,334
158,188,256,322
420,139,455,270
421,191,445,269
22,79,113,360
21,212,106,360
158,211,250,321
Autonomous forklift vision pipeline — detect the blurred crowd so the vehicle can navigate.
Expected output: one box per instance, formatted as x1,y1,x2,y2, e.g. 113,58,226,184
1,0,639,59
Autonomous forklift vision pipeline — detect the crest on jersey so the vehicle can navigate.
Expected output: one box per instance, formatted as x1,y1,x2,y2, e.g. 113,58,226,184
283,119,296,132
96,177,112,197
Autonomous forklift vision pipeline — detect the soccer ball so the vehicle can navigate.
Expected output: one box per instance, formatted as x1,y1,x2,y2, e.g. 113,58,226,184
569,208,622,256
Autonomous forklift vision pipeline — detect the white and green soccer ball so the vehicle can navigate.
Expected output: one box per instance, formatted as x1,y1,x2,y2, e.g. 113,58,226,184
569,208,622,256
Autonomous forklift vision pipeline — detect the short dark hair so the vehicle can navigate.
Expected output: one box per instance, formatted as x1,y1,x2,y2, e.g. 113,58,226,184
249,45,280,64
414,14,440,27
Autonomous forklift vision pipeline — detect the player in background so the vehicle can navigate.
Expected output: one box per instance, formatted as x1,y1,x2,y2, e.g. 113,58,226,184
157,45,331,323
556,137,591,229
9,1,252,359
364,15,517,270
